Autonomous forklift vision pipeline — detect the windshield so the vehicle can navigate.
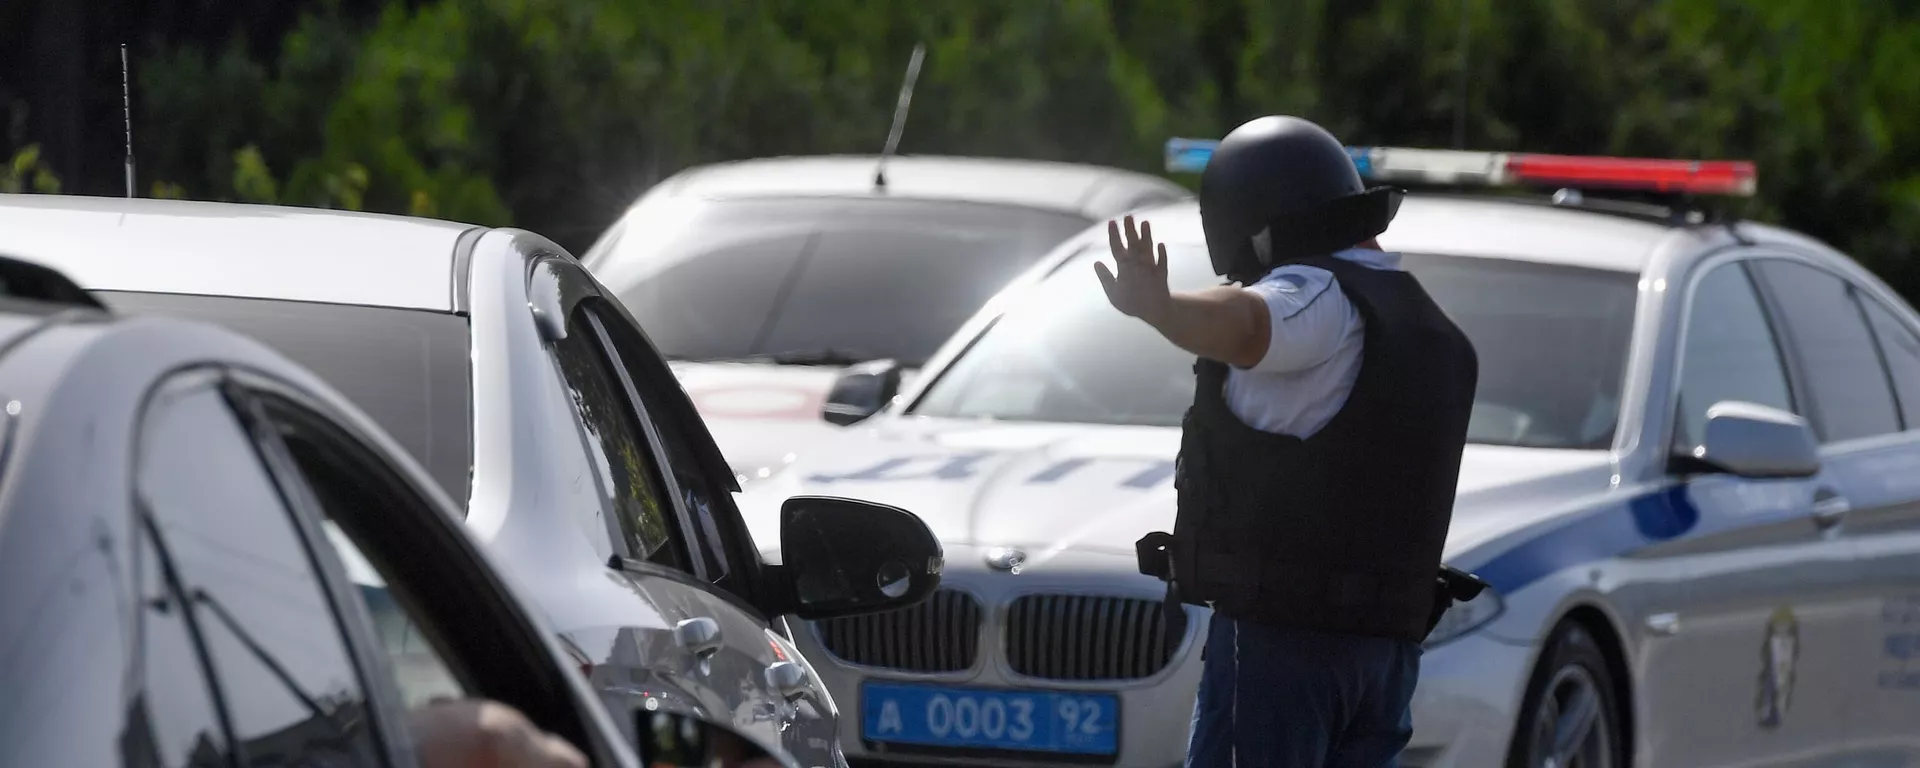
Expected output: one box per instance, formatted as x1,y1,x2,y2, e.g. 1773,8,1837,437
96,291,475,500
910,244,1640,449
592,197,1090,367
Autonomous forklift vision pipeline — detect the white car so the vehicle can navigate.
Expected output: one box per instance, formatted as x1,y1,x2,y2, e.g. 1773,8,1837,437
733,146,1920,767
581,155,1189,480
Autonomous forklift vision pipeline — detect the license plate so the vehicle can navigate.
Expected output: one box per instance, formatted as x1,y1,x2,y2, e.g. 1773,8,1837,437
861,682,1119,756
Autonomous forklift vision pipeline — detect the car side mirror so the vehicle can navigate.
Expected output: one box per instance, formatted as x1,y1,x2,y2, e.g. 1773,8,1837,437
822,359,902,426
635,709,799,768
1676,400,1821,479
763,495,942,620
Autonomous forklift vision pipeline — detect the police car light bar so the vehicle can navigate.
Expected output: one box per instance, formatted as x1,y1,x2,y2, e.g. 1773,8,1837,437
1163,138,1757,197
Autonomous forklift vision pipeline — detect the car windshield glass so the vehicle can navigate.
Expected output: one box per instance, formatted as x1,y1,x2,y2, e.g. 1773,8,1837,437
96,291,475,500
594,197,1089,367
909,245,1640,449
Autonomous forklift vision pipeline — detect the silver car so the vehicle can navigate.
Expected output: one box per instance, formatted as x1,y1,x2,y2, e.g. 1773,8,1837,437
0,193,946,768
732,153,1920,767
581,155,1189,480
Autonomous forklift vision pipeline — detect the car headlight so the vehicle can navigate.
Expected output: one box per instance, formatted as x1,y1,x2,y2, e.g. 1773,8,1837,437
1423,588,1504,648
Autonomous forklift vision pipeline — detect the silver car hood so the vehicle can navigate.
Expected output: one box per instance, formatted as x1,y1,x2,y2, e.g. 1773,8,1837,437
734,416,1618,564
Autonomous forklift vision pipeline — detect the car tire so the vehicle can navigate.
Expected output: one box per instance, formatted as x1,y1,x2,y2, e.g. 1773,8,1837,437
1505,620,1625,768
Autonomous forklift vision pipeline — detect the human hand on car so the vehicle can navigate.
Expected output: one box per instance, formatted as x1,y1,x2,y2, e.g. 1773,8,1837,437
410,697,589,768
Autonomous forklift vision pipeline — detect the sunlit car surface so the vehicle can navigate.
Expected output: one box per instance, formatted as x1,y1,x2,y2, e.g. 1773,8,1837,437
0,260,644,768
733,181,1920,767
0,193,948,768
581,155,1189,479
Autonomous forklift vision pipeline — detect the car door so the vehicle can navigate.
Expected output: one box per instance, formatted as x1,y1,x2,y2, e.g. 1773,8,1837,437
228,377,636,766
1750,258,1920,761
1642,256,1859,767
534,256,830,764
131,369,401,767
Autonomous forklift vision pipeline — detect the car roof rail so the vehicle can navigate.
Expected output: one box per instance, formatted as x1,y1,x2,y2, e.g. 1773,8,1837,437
0,254,107,310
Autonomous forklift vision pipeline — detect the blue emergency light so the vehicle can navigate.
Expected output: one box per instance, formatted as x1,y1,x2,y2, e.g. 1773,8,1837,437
1163,137,1755,197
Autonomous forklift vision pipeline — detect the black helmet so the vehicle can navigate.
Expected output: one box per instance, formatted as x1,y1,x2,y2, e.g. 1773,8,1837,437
1199,116,1403,281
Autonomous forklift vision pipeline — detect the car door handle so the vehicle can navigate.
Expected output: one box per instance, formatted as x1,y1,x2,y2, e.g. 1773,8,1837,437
764,660,810,701
673,617,723,658
1811,489,1851,529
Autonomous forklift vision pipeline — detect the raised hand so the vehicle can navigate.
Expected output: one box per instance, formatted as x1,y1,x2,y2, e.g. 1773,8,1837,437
1094,215,1171,322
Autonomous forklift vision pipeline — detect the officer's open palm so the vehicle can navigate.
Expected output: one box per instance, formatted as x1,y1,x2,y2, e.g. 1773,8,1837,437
1095,215,1171,321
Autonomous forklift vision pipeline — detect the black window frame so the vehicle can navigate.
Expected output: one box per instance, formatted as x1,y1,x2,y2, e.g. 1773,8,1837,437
1746,256,1903,444
583,296,767,602
225,370,607,761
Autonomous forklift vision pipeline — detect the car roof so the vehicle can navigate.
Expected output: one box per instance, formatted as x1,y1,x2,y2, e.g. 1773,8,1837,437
0,194,479,311
648,154,1191,219
1122,194,1683,274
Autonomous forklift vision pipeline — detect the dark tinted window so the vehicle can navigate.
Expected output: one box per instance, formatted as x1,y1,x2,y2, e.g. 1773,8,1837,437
123,533,235,767
548,304,685,570
590,304,736,586
1861,297,1920,429
912,245,1639,449
1673,263,1796,450
136,379,380,765
1753,259,1900,442
597,198,1089,366
100,291,473,503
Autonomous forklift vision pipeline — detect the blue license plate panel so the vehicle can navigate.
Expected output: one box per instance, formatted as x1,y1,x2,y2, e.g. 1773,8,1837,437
861,681,1119,756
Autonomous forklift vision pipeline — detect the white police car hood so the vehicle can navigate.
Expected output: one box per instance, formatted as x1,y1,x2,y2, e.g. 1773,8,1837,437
671,360,922,479
734,415,1618,565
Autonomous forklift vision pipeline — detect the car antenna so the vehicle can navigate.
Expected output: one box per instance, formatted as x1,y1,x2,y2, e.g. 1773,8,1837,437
121,43,136,198
873,43,925,192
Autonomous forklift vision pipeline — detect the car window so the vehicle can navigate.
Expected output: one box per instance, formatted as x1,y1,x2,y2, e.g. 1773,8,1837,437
1752,259,1900,443
911,245,1639,449
588,302,737,587
122,531,235,767
548,303,688,571
601,197,1090,366
1860,296,1920,430
135,378,382,765
100,291,474,504
1673,262,1797,451
265,403,471,710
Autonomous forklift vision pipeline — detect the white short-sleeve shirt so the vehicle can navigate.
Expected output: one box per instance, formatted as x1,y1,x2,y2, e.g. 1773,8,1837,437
1223,248,1403,437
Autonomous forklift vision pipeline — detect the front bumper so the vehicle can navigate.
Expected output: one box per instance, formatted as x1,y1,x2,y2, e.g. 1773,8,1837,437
787,545,1535,768
792,549,1207,768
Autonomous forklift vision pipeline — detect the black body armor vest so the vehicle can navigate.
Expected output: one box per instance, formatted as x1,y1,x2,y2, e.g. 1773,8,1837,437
1141,254,1479,643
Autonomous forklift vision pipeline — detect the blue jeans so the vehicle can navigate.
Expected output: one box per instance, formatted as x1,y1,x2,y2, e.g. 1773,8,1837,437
1187,613,1422,768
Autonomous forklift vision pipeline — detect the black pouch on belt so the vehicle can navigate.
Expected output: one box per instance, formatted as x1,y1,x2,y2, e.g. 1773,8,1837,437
1424,565,1491,638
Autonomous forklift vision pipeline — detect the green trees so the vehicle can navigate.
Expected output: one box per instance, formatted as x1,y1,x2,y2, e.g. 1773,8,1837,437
19,0,1909,294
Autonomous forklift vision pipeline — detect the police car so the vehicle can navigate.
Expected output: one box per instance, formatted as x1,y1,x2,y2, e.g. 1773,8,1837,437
0,193,949,768
731,144,1920,767
580,155,1189,481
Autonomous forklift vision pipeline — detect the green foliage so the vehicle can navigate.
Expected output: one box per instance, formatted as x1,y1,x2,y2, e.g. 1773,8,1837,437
64,0,1920,296
2,144,61,194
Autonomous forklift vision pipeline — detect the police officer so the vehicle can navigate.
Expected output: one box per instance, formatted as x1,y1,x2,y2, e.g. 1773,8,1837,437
1097,115,1479,767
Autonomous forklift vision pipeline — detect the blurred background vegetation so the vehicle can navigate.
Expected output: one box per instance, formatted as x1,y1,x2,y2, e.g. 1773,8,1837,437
2,0,1916,293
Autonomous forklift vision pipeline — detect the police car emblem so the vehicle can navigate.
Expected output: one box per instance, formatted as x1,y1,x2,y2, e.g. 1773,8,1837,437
1756,605,1800,729
984,547,1027,572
